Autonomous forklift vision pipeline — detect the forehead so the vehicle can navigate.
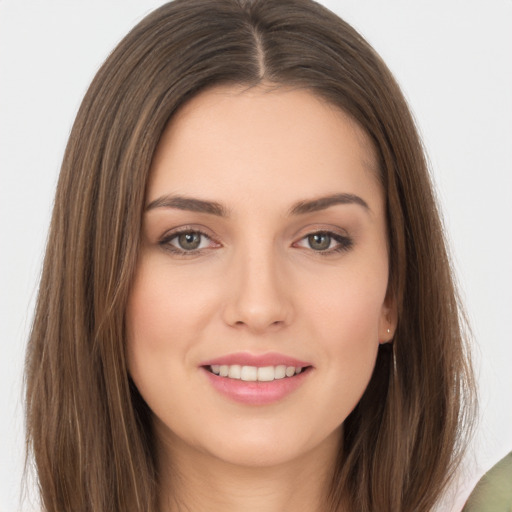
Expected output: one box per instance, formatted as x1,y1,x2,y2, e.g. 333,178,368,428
147,84,381,211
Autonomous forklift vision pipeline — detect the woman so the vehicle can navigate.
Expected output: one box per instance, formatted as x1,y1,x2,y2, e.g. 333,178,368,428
24,0,476,510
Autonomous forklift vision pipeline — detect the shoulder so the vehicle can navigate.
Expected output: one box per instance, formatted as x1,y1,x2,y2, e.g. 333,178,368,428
462,452,512,511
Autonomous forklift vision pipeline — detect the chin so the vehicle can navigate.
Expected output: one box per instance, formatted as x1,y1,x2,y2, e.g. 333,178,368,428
190,420,342,470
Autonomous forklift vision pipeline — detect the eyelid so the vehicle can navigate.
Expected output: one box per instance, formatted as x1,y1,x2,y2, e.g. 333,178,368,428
292,226,353,254
158,225,221,255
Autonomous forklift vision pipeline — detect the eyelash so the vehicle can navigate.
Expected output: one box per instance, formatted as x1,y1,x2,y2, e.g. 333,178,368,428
294,231,353,255
159,227,219,256
158,229,353,256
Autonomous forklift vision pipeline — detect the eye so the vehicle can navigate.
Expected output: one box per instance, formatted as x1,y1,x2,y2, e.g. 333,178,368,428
175,232,203,250
295,231,353,254
307,233,332,251
160,229,219,254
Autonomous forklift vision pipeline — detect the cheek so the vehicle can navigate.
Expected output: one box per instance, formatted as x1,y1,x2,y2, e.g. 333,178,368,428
126,270,173,359
303,259,389,342
283,272,386,440
319,288,382,380
125,256,212,427
126,256,215,352
125,257,194,386
299,260,388,395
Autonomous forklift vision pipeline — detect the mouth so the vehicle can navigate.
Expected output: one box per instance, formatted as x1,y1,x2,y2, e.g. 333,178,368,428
204,364,311,382
200,352,313,404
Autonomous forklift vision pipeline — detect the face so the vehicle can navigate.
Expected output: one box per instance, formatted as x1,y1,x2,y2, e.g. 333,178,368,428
126,84,395,470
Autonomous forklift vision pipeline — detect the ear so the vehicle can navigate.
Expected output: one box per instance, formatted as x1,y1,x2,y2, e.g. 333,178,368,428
378,291,398,344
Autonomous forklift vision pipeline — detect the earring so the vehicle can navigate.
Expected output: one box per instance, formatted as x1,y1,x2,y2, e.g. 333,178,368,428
379,328,393,344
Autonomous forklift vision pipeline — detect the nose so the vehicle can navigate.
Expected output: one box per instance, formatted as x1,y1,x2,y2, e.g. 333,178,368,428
222,245,293,334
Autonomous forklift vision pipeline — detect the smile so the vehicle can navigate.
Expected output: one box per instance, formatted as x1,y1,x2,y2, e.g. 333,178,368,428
201,354,313,405
208,364,305,381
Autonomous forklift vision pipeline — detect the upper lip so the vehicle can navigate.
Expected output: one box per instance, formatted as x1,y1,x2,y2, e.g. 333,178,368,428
200,352,312,368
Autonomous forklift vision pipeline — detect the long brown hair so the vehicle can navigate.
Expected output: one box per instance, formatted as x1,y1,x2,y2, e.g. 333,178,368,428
25,0,476,510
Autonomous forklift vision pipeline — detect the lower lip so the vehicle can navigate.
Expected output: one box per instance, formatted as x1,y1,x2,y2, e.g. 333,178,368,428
202,367,311,405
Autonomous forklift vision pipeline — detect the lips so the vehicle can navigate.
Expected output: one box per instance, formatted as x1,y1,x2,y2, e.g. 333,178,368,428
200,352,313,405
201,351,311,368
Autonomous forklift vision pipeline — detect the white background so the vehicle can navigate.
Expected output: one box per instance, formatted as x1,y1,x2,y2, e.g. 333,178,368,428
1,1,511,510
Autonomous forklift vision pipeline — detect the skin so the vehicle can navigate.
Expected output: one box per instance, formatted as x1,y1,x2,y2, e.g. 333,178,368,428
126,84,396,512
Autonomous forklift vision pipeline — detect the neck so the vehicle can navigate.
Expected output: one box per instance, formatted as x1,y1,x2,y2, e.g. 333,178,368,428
157,428,341,512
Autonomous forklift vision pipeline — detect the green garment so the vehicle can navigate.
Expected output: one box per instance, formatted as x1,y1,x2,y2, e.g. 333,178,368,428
462,452,512,512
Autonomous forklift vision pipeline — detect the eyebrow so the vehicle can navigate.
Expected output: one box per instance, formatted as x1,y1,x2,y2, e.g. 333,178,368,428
288,193,370,215
145,192,369,217
145,195,229,216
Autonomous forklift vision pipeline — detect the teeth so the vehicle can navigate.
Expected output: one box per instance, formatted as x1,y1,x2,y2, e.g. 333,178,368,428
209,364,305,381
257,366,275,382
274,365,286,379
228,365,241,379
241,366,257,381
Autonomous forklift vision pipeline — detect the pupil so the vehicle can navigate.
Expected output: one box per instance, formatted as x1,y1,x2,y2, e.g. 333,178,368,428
179,232,201,250
309,233,331,251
